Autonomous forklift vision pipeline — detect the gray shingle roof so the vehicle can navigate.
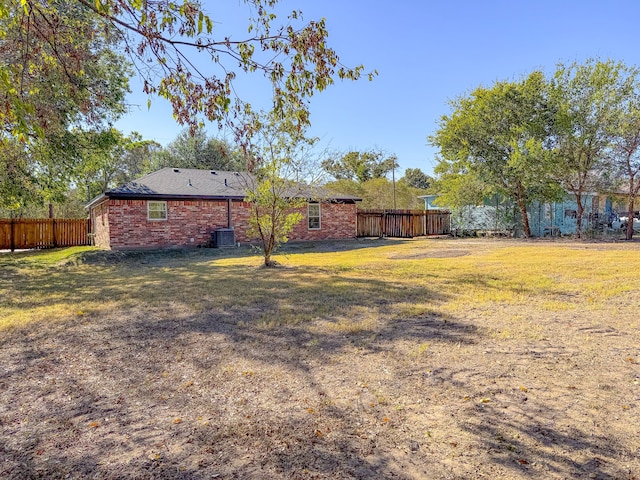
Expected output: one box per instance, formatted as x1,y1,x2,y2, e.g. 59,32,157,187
108,168,250,198
87,168,361,208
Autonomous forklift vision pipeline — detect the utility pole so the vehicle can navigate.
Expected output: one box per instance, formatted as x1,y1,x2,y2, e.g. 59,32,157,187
392,164,397,210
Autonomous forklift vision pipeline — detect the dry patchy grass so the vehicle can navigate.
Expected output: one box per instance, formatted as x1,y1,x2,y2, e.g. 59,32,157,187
1,238,639,479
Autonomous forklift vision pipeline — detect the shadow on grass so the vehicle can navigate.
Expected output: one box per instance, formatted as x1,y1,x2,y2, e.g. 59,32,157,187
1,254,460,478
1,249,636,478
409,361,636,479
458,400,632,479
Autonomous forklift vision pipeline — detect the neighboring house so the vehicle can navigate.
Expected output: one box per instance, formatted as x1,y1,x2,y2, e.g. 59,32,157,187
424,192,621,236
528,194,600,236
87,168,361,250
417,195,446,211
420,194,514,233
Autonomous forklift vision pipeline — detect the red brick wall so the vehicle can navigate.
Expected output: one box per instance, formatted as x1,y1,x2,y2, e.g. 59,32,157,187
290,202,357,241
91,199,111,249
231,201,253,243
92,198,357,249
103,199,230,249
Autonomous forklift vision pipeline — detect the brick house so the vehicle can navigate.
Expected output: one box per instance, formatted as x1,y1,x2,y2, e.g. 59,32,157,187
87,168,360,250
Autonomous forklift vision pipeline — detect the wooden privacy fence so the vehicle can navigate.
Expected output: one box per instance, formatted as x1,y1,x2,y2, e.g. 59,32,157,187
357,209,451,238
0,218,91,251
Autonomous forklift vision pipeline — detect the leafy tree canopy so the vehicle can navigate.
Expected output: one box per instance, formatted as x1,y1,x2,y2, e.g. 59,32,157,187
325,177,424,210
0,138,41,212
3,0,374,143
321,149,398,183
149,129,246,173
600,62,640,239
70,129,162,201
430,71,562,237
1,0,372,214
549,59,637,237
0,0,131,140
401,168,432,190
0,0,132,213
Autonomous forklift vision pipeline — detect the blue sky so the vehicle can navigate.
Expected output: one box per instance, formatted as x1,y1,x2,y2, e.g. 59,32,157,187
115,0,640,176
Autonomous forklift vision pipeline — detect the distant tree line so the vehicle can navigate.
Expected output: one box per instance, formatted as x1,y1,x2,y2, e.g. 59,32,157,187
0,128,248,218
320,149,433,210
4,127,434,218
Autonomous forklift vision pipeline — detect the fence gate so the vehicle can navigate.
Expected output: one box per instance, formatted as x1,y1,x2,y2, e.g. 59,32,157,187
357,209,451,238
0,218,91,251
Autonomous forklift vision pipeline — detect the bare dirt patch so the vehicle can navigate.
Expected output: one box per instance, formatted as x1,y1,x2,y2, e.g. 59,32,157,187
1,239,639,479
388,249,470,260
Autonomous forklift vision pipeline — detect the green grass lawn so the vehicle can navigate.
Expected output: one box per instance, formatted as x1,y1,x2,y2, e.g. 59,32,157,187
3,238,638,332
1,238,639,479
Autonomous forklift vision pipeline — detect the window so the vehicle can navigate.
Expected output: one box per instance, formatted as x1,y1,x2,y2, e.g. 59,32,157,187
148,201,167,220
308,202,321,229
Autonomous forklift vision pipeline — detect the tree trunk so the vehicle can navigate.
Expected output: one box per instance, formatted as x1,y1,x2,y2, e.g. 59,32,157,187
263,232,277,267
626,194,635,241
263,235,273,266
516,184,531,238
575,193,584,238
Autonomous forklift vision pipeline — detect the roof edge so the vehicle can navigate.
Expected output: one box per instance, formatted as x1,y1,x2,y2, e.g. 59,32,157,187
85,193,107,210
87,192,361,206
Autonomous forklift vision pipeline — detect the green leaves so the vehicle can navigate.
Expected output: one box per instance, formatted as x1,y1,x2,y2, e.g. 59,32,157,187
2,0,372,215
549,59,640,237
431,59,640,238
242,109,323,266
80,0,374,135
196,11,212,34
150,128,245,172
430,71,561,237
1,0,130,140
322,150,398,183
403,168,432,190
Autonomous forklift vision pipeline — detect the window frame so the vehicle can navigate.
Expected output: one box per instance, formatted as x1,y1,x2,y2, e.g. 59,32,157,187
147,200,168,221
308,202,321,230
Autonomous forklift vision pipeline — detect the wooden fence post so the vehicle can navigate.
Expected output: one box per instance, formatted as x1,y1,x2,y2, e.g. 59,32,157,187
10,218,15,252
1,218,92,250
357,209,451,238
382,211,386,237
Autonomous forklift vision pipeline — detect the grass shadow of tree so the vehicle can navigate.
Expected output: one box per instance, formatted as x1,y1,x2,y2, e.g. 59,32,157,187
1,258,466,478
2,247,638,478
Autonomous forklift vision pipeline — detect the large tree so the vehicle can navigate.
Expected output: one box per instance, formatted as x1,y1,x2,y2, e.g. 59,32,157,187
321,149,398,183
0,0,131,213
4,0,372,141
324,177,424,210
548,59,633,237
69,129,161,201
0,0,130,140
0,139,41,213
150,129,245,172
430,71,561,237
607,70,640,240
401,167,432,190
115,132,162,183
2,0,371,213
0,0,373,214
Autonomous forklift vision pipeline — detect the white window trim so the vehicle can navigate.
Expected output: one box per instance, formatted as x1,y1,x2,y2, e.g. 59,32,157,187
308,202,321,230
147,200,167,221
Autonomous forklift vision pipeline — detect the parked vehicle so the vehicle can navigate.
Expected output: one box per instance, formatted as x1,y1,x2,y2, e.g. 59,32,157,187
611,216,640,231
